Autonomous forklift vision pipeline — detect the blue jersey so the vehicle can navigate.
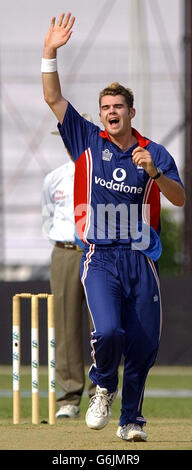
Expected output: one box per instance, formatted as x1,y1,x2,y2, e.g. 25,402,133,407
58,102,183,259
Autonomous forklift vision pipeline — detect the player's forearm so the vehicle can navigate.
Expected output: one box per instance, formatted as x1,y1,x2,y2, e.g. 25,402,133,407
42,53,68,123
132,147,185,207
155,175,185,207
42,44,61,102
42,68,62,106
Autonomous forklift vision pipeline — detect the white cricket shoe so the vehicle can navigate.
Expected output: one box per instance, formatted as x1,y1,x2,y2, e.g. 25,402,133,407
85,385,117,430
116,423,147,442
56,404,79,418
116,423,147,441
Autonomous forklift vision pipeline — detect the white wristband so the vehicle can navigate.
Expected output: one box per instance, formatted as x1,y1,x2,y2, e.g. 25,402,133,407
41,57,57,73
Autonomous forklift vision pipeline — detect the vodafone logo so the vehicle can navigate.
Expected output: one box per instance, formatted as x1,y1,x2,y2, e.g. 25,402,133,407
113,168,127,182
95,172,143,194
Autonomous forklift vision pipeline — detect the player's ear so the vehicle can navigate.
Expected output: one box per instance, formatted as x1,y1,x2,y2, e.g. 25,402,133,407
129,108,136,120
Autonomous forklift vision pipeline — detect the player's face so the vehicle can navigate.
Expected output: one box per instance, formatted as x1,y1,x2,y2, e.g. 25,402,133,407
99,95,135,137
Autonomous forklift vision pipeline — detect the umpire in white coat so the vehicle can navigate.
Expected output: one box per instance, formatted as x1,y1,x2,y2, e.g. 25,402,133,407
42,153,95,418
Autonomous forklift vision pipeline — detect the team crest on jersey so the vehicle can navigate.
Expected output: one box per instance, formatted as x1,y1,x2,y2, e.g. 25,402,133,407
102,149,113,161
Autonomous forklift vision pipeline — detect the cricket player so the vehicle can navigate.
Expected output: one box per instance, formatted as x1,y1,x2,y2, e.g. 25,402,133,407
41,13,185,442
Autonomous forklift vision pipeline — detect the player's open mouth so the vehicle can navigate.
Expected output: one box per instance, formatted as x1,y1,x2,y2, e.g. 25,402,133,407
108,118,120,127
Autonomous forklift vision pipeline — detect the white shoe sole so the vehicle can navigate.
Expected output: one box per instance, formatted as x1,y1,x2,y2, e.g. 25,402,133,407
127,432,147,442
56,413,79,419
56,409,79,419
116,428,147,442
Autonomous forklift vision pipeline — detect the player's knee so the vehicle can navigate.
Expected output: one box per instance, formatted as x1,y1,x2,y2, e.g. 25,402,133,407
95,326,124,345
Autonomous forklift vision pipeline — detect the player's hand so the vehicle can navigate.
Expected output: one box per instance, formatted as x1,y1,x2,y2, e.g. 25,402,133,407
43,13,75,57
132,146,157,177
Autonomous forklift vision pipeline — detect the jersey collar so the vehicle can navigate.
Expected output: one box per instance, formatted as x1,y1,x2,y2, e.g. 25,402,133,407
99,127,150,148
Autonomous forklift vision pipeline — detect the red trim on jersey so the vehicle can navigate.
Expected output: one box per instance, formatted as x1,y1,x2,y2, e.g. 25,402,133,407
74,148,92,243
99,127,150,148
143,179,161,232
99,129,112,140
132,128,150,148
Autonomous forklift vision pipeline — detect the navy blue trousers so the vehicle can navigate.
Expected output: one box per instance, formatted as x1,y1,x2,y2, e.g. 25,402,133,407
80,245,162,426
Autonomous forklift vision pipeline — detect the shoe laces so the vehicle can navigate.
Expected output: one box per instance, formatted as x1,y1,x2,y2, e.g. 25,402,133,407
89,387,116,417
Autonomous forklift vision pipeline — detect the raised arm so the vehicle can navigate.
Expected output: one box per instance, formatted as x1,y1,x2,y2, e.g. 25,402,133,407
42,13,75,124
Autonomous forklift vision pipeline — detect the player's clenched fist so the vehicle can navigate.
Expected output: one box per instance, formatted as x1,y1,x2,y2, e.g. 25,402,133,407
44,13,75,57
132,146,157,177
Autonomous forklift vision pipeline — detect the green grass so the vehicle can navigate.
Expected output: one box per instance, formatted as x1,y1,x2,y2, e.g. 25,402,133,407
145,375,192,389
1,396,191,422
2,365,192,392
81,396,192,420
1,365,192,422
1,397,50,420
143,398,192,418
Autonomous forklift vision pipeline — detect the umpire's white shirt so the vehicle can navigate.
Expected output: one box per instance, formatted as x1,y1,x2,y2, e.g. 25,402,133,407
42,161,76,243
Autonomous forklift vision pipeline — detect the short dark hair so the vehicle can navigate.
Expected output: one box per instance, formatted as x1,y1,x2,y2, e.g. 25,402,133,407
99,82,134,109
